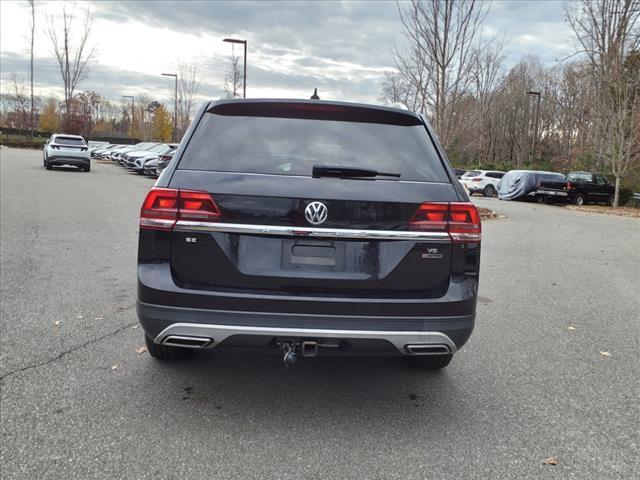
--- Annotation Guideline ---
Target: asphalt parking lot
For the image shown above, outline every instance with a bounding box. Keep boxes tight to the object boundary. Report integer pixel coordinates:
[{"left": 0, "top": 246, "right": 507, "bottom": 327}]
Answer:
[{"left": 1, "top": 147, "right": 639, "bottom": 479}]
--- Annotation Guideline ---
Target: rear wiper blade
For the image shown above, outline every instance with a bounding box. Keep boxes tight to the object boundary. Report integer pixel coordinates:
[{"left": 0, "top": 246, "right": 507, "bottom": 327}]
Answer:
[{"left": 312, "top": 165, "right": 401, "bottom": 179}]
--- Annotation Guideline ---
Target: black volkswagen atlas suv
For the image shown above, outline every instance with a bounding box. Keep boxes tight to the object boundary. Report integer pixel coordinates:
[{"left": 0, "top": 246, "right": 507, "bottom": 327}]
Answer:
[{"left": 137, "top": 99, "right": 481, "bottom": 369}]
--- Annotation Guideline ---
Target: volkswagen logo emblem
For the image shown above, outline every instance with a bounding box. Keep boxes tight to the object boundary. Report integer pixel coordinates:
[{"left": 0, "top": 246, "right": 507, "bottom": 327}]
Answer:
[{"left": 305, "top": 201, "right": 328, "bottom": 225}]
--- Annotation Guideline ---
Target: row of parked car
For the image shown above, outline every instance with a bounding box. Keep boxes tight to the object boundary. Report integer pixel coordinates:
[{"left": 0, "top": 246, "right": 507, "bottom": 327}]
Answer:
[
  {"left": 90, "top": 141, "right": 177, "bottom": 176},
  {"left": 452, "top": 168, "right": 615, "bottom": 205}
]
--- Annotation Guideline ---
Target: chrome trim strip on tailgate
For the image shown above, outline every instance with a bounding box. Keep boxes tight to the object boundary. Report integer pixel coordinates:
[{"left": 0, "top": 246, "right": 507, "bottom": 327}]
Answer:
[
  {"left": 173, "top": 221, "right": 451, "bottom": 241},
  {"left": 153, "top": 322, "right": 457, "bottom": 354}
]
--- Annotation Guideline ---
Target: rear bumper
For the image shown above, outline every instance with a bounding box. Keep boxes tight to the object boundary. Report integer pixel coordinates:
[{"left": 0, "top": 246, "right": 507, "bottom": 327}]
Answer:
[
  {"left": 537, "top": 189, "right": 570, "bottom": 199},
  {"left": 137, "top": 301, "right": 474, "bottom": 354},
  {"left": 47, "top": 156, "right": 89, "bottom": 166}
]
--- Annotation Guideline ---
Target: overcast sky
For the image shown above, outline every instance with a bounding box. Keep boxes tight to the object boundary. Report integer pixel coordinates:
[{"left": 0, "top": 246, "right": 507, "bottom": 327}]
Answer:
[{"left": 0, "top": 0, "right": 575, "bottom": 107}]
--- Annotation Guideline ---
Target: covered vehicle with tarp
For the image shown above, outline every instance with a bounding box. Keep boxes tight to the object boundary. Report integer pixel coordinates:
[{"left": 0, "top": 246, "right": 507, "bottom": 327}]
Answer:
[{"left": 497, "top": 170, "right": 565, "bottom": 201}]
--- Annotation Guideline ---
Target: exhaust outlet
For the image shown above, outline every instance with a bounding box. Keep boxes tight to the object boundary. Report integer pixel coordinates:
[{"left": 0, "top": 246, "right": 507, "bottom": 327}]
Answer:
[
  {"left": 162, "top": 335, "right": 213, "bottom": 348},
  {"left": 404, "top": 344, "right": 451, "bottom": 355}
]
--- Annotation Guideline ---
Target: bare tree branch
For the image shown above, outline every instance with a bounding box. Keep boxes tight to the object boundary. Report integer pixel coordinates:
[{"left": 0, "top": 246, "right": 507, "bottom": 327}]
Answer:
[
  {"left": 177, "top": 63, "right": 201, "bottom": 137},
  {"left": 46, "top": 5, "right": 96, "bottom": 131}
]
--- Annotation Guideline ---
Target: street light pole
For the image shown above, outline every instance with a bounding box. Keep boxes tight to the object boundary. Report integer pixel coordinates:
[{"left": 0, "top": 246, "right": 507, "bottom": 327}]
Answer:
[
  {"left": 122, "top": 95, "right": 135, "bottom": 140},
  {"left": 223, "top": 38, "right": 247, "bottom": 98},
  {"left": 161, "top": 73, "right": 178, "bottom": 141},
  {"left": 526, "top": 90, "right": 541, "bottom": 162}
]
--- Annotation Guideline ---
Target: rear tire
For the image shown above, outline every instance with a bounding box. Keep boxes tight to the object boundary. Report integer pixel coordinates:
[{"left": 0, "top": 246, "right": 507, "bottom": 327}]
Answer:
[
  {"left": 575, "top": 194, "right": 585, "bottom": 206},
  {"left": 406, "top": 354, "right": 453, "bottom": 369},
  {"left": 145, "top": 334, "right": 193, "bottom": 360},
  {"left": 607, "top": 194, "right": 614, "bottom": 206},
  {"left": 483, "top": 184, "right": 496, "bottom": 197}
]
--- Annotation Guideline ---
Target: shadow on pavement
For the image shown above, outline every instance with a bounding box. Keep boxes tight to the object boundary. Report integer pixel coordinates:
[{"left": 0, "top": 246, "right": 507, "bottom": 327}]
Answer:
[{"left": 133, "top": 350, "right": 472, "bottom": 432}]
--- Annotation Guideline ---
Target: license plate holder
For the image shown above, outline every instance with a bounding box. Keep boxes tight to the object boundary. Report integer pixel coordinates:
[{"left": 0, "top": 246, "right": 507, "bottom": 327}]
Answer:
[{"left": 282, "top": 240, "right": 345, "bottom": 271}]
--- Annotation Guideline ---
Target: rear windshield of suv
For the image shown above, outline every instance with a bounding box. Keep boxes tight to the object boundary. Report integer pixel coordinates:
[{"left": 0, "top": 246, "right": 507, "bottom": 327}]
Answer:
[
  {"left": 178, "top": 112, "right": 449, "bottom": 182},
  {"left": 462, "top": 171, "right": 481, "bottom": 177},
  {"left": 55, "top": 136, "right": 85, "bottom": 146}
]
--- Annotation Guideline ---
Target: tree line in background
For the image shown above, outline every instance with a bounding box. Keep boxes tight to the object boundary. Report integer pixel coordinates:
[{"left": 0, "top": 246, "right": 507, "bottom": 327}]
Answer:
[
  {"left": 0, "top": 76, "right": 196, "bottom": 143},
  {"left": 0, "top": 3, "right": 201, "bottom": 143},
  {"left": 382, "top": 0, "right": 639, "bottom": 206}
]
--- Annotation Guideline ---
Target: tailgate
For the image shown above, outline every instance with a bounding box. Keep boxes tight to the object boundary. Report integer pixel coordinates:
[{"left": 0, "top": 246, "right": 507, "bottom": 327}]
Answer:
[{"left": 169, "top": 171, "right": 458, "bottom": 298}]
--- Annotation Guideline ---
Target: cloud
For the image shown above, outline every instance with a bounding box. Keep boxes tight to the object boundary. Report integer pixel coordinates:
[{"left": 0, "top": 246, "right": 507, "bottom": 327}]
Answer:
[
  {"left": 1, "top": 0, "right": 575, "bottom": 104},
  {"left": 93, "top": 0, "right": 401, "bottom": 68},
  {"left": 1, "top": 51, "right": 196, "bottom": 101}
]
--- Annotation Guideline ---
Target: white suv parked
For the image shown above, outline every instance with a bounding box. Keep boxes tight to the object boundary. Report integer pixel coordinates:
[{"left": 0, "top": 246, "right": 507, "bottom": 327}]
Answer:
[
  {"left": 43, "top": 134, "right": 90, "bottom": 172},
  {"left": 460, "top": 170, "right": 505, "bottom": 197}
]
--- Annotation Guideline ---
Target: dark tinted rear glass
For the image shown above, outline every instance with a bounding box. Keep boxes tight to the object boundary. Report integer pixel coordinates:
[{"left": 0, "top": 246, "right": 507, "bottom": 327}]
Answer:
[
  {"left": 567, "top": 173, "right": 592, "bottom": 182},
  {"left": 55, "top": 136, "right": 85, "bottom": 146},
  {"left": 178, "top": 113, "right": 449, "bottom": 182}
]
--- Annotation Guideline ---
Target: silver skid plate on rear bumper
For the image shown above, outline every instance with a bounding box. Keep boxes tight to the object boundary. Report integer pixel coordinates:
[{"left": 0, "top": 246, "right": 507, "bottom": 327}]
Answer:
[{"left": 154, "top": 323, "right": 457, "bottom": 355}]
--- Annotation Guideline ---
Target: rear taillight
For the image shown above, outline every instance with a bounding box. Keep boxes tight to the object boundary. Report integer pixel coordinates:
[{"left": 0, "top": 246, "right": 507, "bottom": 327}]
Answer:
[
  {"left": 179, "top": 190, "right": 221, "bottom": 222},
  {"left": 140, "top": 188, "right": 179, "bottom": 230},
  {"left": 472, "top": 177, "right": 482, "bottom": 182},
  {"left": 140, "top": 188, "right": 221, "bottom": 231},
  {"left": 408, "top": 203, "right": 448, "bottom": 232},
  {"left": 410, "top": 202, "right": 481, "bottom": 242},
  {"left": 566, "top": 181, "right": 573, "bottom": 190},
  {"left": 447, "top": 203, "right": 481, "bottom": 242}
]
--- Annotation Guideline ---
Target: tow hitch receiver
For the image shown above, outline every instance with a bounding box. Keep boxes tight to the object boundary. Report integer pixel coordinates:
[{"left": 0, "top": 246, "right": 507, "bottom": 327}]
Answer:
[
  {"left": 279, "top": 339, "right": 341, "bottom": 366},
  {"left": 301, "top": 341, "right": 319, "bottom": 357}
]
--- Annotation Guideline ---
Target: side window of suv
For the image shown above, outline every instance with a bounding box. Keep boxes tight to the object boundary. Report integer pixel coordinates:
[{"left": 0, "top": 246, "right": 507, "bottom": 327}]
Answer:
[
  {"left": 486, "top": 172, "right": 503, "bottom": 179},
  {"left": 595, "top": 175, "right": 607, "bottom": 185}
]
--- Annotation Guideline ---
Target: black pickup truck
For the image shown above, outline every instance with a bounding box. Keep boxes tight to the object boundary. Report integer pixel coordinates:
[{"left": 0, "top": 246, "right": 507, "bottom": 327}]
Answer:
[{"left": 537, "top": 171, "right": 615, "bottom": 205}]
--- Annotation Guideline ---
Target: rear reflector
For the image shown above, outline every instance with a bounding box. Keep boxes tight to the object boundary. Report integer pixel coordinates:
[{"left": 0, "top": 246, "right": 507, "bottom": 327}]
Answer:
[
  {"left": 410, "top": 202, "right": 481, "bottom": 242},
  {"left": 140, "top": 188, "right": 220, "bottom": 230}
]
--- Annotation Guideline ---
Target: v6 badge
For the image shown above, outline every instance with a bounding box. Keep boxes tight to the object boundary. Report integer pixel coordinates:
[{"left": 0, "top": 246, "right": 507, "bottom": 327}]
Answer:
[{"left": 421, "top": 248, "right": 443, "bottom": 259}]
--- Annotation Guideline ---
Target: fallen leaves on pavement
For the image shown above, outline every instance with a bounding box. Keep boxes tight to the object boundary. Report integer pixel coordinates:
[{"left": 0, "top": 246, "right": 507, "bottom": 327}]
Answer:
[
  {"left": 135, "top": 346, "right": 147, "bottom": 354},
  {"left": 543, "top": 457, "right": 558, "bottom": 465},
  {"left": 111, "top": 364, "right": 118, "bottom": 371},
  {"left": 568, "top": 326, "right": 576, "bottom": 331},
  {"left": 599, "top": 351, "right": 612, "bottom": 357},
  {"left": 478, "top": 207, "right": 498, "bottom": 220},
  {"left": 54, "top": 320, "right": 61, "bottom": 326},
  {"left": 566, "top": 205, "right": 640, "bottom": 218}
]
